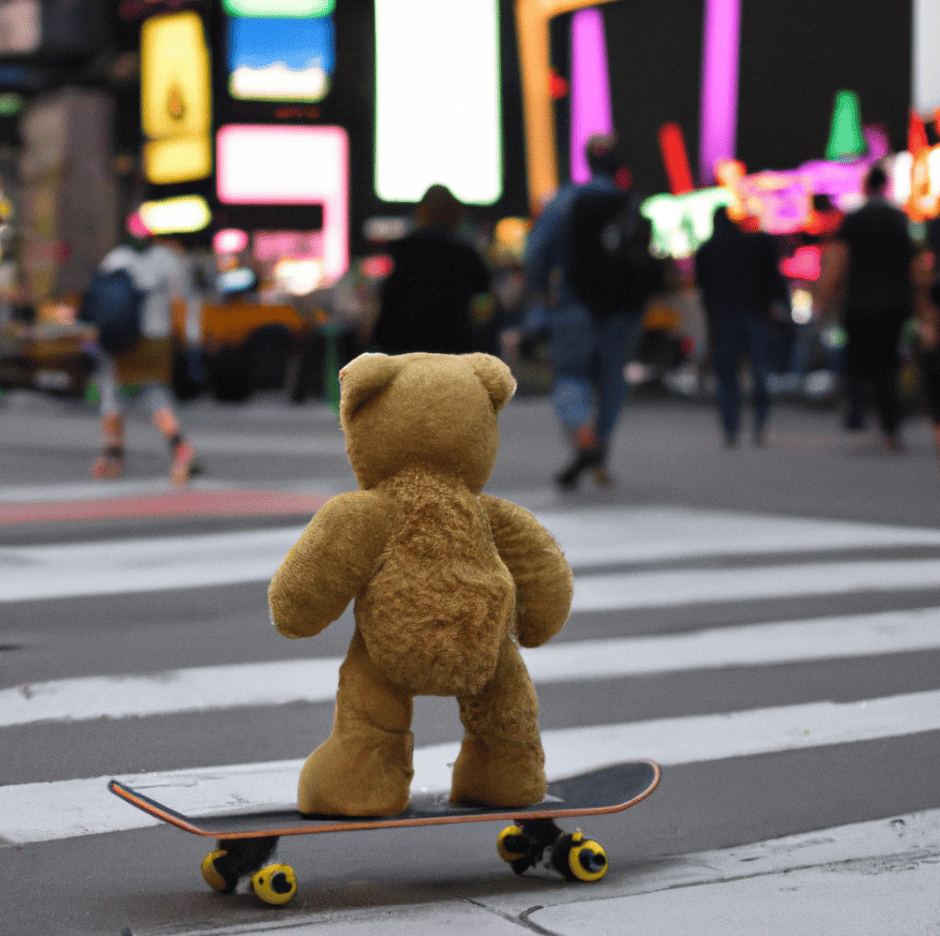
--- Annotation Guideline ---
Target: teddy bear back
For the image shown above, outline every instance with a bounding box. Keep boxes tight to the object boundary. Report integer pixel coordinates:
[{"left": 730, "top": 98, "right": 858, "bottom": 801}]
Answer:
[{"left": 338, "top": 352, "right": 517, "bottom": 494}]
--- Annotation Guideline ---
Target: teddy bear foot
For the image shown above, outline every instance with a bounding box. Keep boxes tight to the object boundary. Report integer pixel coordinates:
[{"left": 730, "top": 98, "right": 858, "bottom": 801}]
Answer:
[
  {"left": 297, "top": 732, "right": 414, "bottom": 817},
  {"left": 449, "top": 739, "right": 547, "bottom": 808}
]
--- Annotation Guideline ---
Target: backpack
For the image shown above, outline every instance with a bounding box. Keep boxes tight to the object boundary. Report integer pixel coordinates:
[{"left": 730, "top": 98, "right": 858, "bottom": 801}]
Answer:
[
  {"left": 79, "top": 267, "right": 146, "bottom": 354},
  {"left": 568, "top": 187, "right": 664, "bottom": 316}
]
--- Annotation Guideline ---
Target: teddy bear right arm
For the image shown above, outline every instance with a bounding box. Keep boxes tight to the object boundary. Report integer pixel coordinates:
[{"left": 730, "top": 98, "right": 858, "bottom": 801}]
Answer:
[
  {"left": 480, "top": 495, "right": 573, "bottom": 648},
  {"left": 269, "top": 491, "right": 390, "bottom": 639}
]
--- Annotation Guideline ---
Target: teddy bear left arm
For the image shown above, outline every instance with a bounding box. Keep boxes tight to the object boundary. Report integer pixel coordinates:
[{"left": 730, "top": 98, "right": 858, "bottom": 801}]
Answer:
[
  {"left": 269, "top": 491, "right": 390, "bottom": 639},
  {"left": 480, "top": 495, "right": 573, "bottom": 647}
]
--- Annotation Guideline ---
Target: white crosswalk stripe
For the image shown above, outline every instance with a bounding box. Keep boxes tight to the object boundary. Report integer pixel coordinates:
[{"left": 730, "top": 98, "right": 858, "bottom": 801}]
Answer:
[{"left": 4, "top": 606, "right": 940, "bottom": 728}]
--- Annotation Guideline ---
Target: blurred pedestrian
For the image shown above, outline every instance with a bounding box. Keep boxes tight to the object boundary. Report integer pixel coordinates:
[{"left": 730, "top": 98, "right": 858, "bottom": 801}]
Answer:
[
  {"left": 912, "top": 216, "right": 940, "bottom": 468},
  {"left": 524, "top": 133, "right": 666, "bottom": 489},
  {"left": 815, "top": 165, "right": 916, "bottom": 449},
  {"left": 695, "top": 207, "right": 791, "bottom": 447},
  {"left": 88, "top": 232, "right": 203, "bottom": 484},
  {"left": 369, "top": 184, "right": 494, "bottom": 355}
]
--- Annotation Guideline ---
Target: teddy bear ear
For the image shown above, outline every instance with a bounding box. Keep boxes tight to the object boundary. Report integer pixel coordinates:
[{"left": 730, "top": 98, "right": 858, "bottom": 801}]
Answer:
[
  {"left": 339, "top": 352, "right": 402, "bottom": 418},
  {"left": 465, "top": 353, "right": 517, "bottom": 412}
]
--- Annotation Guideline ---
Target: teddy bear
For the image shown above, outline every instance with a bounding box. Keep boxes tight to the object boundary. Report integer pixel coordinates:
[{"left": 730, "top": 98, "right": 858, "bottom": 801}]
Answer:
[{"left": 268, "top": 351, "right": 573, "bottom": 817}]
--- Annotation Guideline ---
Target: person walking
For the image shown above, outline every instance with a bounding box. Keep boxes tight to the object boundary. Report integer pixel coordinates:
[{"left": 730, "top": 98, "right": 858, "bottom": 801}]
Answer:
[
  {"left": 912, "top": 215, "right": 940, "bottom": 469},
  {"left": 815, "top": 165, "right": 916, "bottom": 449},
  {"left": 369, "top": 184, "right": 494, "bottom": 355},
  {"left": 695, "top": 206, "right": 791, "bottom": 447},
  {"left": 89, "top": 233, "right": 202, "bottom": 484},
  {"left": 524, "top": 133, "right": 665, "bottom": 489}
]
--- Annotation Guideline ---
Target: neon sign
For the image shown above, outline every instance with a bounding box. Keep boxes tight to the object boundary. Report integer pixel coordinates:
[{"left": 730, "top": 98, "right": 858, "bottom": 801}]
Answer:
[
  {"left": 140, "top": 11, "right": 212, "bottom": 184},
  {"left": 374, "top": 0, "right": 502, "bottom": 205},
  {"left": 228, "top": 15, "right": 334, "bottom": 102},
  {"left": 222, "top": 0, "right": 334, "bottom": 14},
  {"left": 569, "top": 8, "right": 613, "bottom": 184},
  {"left": 139, "top": 195, "right": 212, "bottom": 234},
  {"left": 216, "top": 124, "right": 349, "bottom": 281},
  {"left": 699, "top": 0, "right": 740, "bottom": 185}
]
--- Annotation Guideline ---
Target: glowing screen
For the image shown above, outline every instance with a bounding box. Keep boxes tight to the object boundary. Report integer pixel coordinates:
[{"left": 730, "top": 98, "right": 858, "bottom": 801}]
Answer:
[
  {"left": 139, "top": 195, "right": 212, "bottom": 234},
  {"left": 216, "top": 124, "right": 349, "bottom": 280},
  {"left": 374, "top": 0, "right": 502, "bottom": 205},
  {"left": 222, "top": 0, "right": 333, "bottom": 15},
  {"left": 140, "top": 11, "right": 212, "bottom": 184},
  {"left": 228, "top": 15, "right": 334, "bottom": 102}
]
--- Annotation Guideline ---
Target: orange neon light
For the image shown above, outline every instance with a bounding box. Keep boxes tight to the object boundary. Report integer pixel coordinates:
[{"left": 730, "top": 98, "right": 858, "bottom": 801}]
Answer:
[
  {"left": 714, "top": 158, "right": 747, "bottom": 220},
  {"left": 514, "top": 0, "right": 620, "bottom": 214}
]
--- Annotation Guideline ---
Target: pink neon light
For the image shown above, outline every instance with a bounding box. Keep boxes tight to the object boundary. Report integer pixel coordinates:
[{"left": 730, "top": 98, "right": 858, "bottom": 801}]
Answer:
[
  {"left": 780, "top": 246, "right": 821, "bottom": 281},
  {"left": 570, "top": 8, "right": 613, "bottom": 184},
  {"left": 216, "top": 124, "right": 348, "bottom": 281},
  {"left": 213, "top": 228, "right": 249, "bottom": 254},
  {"left": 699, "top": 0, "right": 741, "bottom": 185}
]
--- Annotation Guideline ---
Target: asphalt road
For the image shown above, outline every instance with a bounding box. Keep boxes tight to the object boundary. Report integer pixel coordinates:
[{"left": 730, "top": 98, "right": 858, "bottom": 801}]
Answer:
[{"left": 1, "top": 384, "right": 939, "bottom": 935}]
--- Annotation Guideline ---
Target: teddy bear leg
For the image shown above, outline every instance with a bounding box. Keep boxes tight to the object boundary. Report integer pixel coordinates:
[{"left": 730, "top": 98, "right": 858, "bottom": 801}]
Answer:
[
  {"left": 450, "top": 640, "right": 547, "bottom": 808},
  {"left": 298, "top": 629, "right": 415, "bottom": 816}
]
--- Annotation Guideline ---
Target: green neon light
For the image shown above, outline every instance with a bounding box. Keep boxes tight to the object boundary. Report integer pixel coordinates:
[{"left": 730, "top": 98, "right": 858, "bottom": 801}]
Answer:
[
  {"left": 825, "top": 90, "right": 866, "bottom": 163},
  {"left": 222, "top": 0, "right": 334, "bottom": 16}
]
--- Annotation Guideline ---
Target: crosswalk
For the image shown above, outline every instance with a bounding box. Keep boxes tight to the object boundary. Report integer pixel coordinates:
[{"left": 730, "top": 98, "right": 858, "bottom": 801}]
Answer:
[{"left": 2, "top": 496, "right": 939, "bottom": 915}]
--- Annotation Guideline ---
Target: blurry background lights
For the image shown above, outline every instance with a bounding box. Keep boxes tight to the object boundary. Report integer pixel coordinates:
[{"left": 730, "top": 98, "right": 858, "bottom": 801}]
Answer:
[
  {"left": 274, "top": 258, "right": 323, "bottom": 295},
  {"left": 140, "top": 11, "right": 212, "bottom": 184},
  {"left": 139, "top": 195, "right": 212, "bottom": 234},
  {"left": 825, "top": 90, "right": 867, "bottom": 162},
  {"left": 791, "top": 288, "right": 813, "bottom": 325},
  {"left": 216, "top": 124, "right": 348, "bottom": 281},
  {"left": 374, "top": 0, "right": 502, "bottom": 205},
  {"left": 222, "top": 0, "right": 334, "bottom": 15},
  {"left": 213, "top": 228, "right": 250, "bottom": 254},
  {"left": 569, "top": 8, "right": 613, "bottom": 184},
  {"left": 227, "top": 14, "right": 334, "bottom": 102}
]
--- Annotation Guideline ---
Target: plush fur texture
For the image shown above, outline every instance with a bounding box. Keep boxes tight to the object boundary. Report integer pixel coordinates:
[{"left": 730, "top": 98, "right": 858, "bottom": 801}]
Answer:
[{"left": 269, "top": 352, "right": 573, "bottom": 816}]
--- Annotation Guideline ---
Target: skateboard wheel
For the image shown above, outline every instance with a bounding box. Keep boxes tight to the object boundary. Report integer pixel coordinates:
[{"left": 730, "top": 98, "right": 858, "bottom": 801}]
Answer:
[
  {"left": 251, "top": 863, "right": 297, "bottom": 905},
  {"left": 496, "top": 825, "right": 528, "bottom": 863},
  {"left": 201, "top": 849, "right": 234, "bottom": 893},
  {"left": 567, "top": 832, "right": 608, "bottom": 883}
]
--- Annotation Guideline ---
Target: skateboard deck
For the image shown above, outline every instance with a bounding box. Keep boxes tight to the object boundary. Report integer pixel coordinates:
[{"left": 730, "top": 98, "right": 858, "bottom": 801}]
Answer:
[{"left": 109, "top": 760, "right": 660, "bottom": 905}]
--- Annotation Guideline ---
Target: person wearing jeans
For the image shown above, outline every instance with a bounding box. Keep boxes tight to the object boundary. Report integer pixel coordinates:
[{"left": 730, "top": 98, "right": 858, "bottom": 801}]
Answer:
[{"left": 525, "top": 134, "right": 659, "bottom": 488}]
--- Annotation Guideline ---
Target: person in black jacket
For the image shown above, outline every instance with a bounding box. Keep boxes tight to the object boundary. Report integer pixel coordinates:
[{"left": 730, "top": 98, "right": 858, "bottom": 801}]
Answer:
[
  {"left": 370, "top": 185, "right": 492, "bottom": 355},
  {"left": 696, "top": 207, "right": 791, "bottom": 447},
  {"left": 816, "top": 166, "right": 915, "bottom": 449}
]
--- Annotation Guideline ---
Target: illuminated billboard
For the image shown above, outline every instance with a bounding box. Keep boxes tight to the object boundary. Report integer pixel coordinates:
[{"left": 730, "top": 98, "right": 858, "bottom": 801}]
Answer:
[
  {"left": 216, "top": 124, "right": 348, "bottom": 280},
  {"left": 227, "top": 15, "right": 334, "bottom": 102},
  {"left": 374, "top": 0, "right": 502, "bottom": 205},
  {"left": 222, "top": 0, "right": 334, "bottom": 15},
  {"left": 140, "top": 11, "right": 212, "bottom": 184}
]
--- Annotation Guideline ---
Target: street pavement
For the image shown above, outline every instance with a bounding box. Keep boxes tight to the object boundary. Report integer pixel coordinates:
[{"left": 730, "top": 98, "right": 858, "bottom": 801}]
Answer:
[{"left": 1, "top": 384, "right": 939, "bottom": 934}]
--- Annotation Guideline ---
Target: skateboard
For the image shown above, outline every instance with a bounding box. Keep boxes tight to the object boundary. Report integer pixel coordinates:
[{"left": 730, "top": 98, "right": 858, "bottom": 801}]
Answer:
[{"left": 109, "top": 760, "right": 660, "bottom": 906}]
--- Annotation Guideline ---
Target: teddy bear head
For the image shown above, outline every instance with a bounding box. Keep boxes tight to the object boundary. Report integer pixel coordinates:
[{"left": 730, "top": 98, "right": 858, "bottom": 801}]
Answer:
[{"left": 338, "top": 352, "right": 517, "bottom": 492}]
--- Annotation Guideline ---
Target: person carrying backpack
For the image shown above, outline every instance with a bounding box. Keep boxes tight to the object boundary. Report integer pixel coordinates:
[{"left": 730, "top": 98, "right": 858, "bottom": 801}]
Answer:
[
  {"left": 85, "top": 232, "right": 203, "bottom": 484},
  {"left": 524, "top": 133, "right": 667, "bottom": 489}
]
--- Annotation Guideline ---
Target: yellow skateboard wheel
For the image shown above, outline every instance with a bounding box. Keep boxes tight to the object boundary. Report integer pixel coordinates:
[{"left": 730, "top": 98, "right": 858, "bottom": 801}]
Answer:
[
  {"left": 251, "top": 863, "right": 297, "bottom": 905},
  {"left": 201, "top": 849, "right": 231, "bottom": 892},
  {"left": 567, "top": 831, "right": 608, "bottom": 882},
  {"left": 496, "top": 824, "right": 528, "bottom": 863}
]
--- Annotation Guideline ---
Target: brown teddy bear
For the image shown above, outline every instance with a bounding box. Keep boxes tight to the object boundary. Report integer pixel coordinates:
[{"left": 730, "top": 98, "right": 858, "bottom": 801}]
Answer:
[{"left": 268, "top": 351, "right": 573, "bottom": 816}]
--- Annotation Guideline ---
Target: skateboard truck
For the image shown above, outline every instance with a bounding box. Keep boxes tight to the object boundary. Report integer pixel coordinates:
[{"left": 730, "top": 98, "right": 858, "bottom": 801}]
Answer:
[{"left": 496, "top": 817, "right": 608, "bottom": 882}]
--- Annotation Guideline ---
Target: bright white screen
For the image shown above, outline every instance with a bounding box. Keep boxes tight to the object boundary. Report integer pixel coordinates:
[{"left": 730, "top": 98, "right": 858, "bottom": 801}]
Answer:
[{"left": 374, "top": 0, "right": 502, "bottom": 205}]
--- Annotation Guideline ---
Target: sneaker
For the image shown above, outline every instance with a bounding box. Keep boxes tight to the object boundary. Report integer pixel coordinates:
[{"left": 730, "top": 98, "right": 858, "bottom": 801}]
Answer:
[
  {"left": 91, "top": 448, "right": 123, "bottom": 479},
  {"left": 170, "top": 441, "right": 196, "bottom": 485}
]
